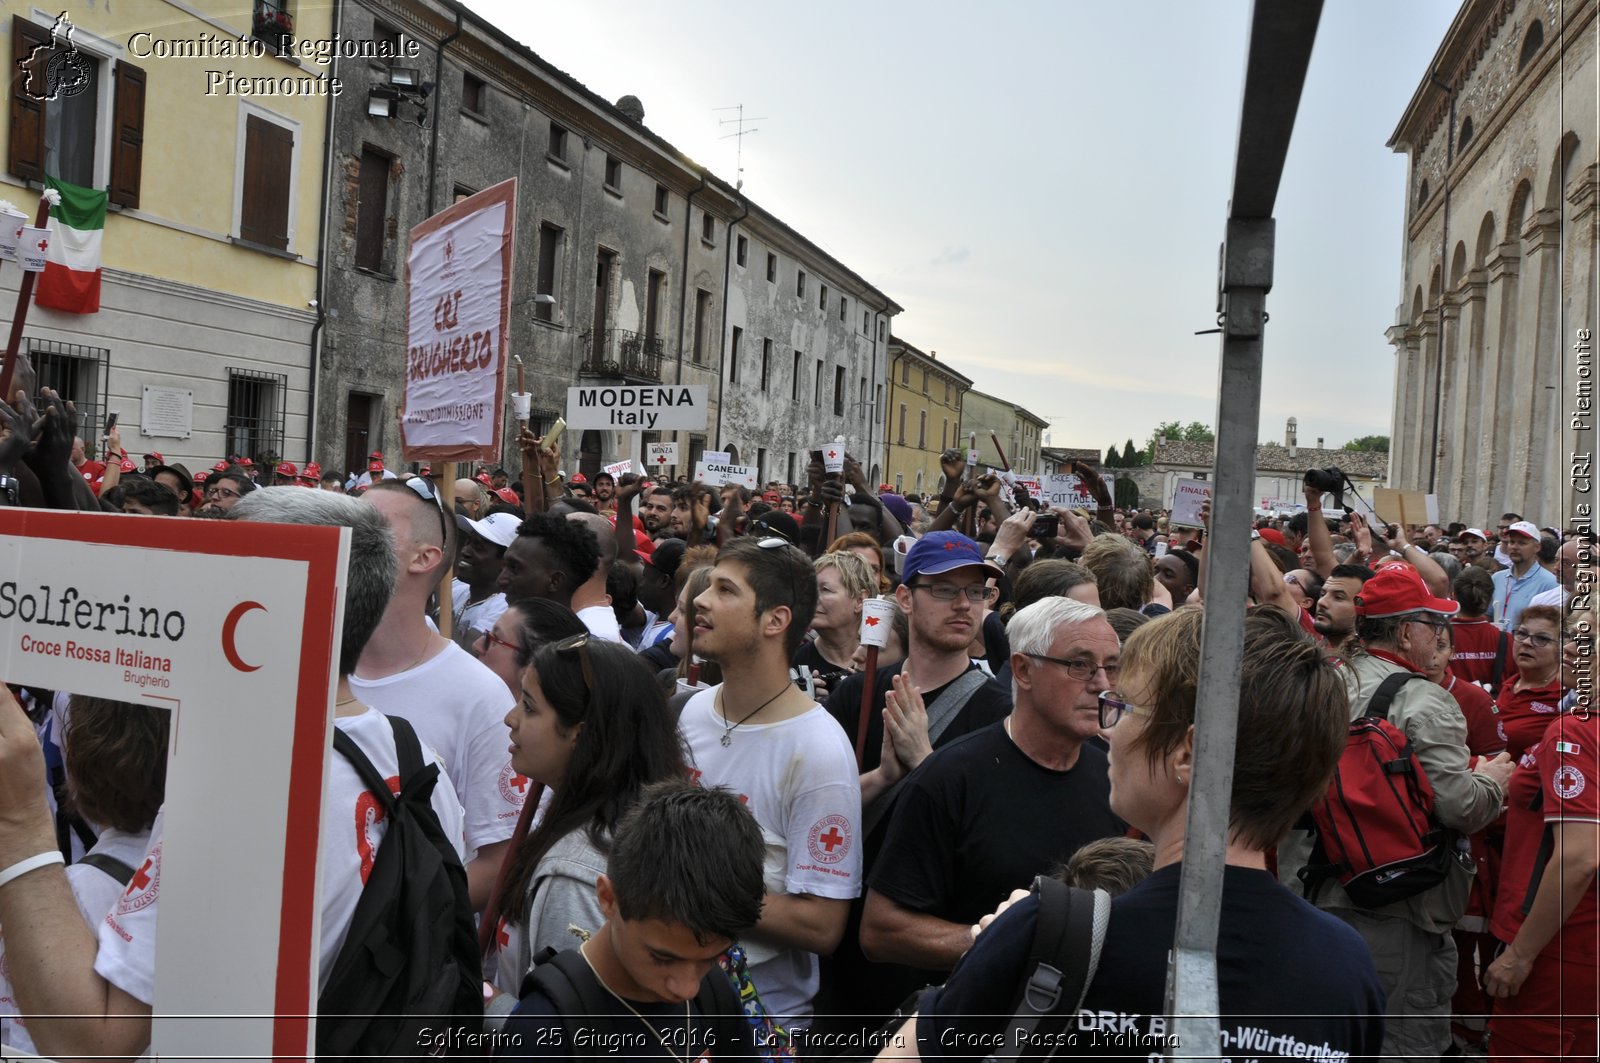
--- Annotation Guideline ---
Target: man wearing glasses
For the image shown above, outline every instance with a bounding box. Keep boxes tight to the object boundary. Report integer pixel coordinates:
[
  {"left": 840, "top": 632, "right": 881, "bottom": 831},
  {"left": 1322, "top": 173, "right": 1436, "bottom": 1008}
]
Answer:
[
  {"left": 195, "top": 466, "right": 254, "bottom": 516},
  {"left": 1492, "top": 520, "right": 1558, "bottom": 631},
  {"left": 1279, "top": 563, "right": 1514, "bottom": 1062},
  {"left": 858, "top": 596, "right": 1123, "bottom": 1018}
]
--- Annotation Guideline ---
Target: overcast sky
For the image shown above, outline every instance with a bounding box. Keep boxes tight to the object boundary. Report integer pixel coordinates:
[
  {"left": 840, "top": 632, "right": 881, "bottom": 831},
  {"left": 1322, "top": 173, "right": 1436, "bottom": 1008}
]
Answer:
[{"left": 462, "top": 0, "right": 1461, "bottom": 459}]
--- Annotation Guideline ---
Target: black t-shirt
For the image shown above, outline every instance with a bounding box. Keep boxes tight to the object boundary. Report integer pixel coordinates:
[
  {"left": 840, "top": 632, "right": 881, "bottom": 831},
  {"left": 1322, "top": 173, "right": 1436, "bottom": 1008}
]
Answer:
[
  {"left": 825, "top": 661, "right": 1012, "bottom": 773},
  {"left": 916, "top": 863, "right": 1386, "bottom": 1061},
  {"left": 869, "top": 722, "right": 1125, "bottom": 930},
  {"left": 791, "top": 639, "right": 853, "bottom": 687},
  {"left": 497, "top": 986, "right": 760, "bottom": 1062}
]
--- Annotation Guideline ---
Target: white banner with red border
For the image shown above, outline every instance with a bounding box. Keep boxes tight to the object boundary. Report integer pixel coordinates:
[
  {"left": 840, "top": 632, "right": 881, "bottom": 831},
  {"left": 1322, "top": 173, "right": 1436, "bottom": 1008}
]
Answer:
[
  {"left": 402, "top": 178, "right": 517, "bottom": 463},
  {"left": 0, "top": 510, "right": 346, "bottom": 1060}
]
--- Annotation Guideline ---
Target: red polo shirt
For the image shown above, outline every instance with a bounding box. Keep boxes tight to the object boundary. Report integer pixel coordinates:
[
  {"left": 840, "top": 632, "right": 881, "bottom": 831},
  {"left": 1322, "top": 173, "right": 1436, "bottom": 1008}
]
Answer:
[
  {"left": 1441, "top": 673, "right": 1502, "bottom": 756},
  {"left": 1493, "top": 677, "right": 1567, "bottom": 758},
  {"left": 1490, "top": 712, "right": 1598, "bottom": 964},
  {"left": 1451, "top": 616, "right": 1519, "bottom": 692}
]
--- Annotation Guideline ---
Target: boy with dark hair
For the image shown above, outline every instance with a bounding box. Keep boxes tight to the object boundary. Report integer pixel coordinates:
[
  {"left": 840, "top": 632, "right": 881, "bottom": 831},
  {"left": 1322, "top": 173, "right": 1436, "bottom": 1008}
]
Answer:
[{"left": 499, "top": 781, "right": 766, "bottom": 1061}]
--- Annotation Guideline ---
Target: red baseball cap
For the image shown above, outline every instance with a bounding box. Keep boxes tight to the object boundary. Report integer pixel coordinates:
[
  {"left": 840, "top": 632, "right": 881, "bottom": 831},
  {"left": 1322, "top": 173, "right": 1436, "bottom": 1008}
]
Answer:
[
  {"left": 367, "top": 457, "right": 385, "bottom": 473},
  {"left": 303, "top": 461, "right": 322, "bottom": 478},
  {"left": 475, "top": 473, "right": 493, "bottom": 486},
  {"left": 212, "top": 460, "right": 229, "bottom": 472},
  {"left": 143, "top": 451, "right": 163, "bottom": 462},
  {"left": 276, "top": 461, "right": 298, "bottom": 478},
  {"left": 1355, "top": 564, "right": 1459, "bottom": 619},
  {"left": 494, "top": 487, "right": 521, "bottom": 507},
  {"left": 119, "top": 458, "right": 137, "bottom": 473},
  {"left": 570, "top": 473, "right": 587, "bottom": 484},
  {"left": 1257, "top": 527, "right": 1286, "bottom": 546}
]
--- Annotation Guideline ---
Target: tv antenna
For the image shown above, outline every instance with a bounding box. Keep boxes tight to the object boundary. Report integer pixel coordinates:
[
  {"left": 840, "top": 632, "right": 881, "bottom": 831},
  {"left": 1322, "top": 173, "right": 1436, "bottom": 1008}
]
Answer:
[{"left": 714, "top": 104, "right": 764, "bottom": 190}]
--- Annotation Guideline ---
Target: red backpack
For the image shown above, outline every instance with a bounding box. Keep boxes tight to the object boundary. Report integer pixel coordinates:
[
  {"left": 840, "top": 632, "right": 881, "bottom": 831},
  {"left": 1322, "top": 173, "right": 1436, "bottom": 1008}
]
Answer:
[{"left": 1298, "top": 672, "right": 1457, "bottom": 908}]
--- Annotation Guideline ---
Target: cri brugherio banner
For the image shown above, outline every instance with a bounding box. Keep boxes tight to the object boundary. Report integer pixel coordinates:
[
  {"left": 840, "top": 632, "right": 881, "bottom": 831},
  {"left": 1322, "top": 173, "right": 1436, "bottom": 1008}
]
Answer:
[{"left": 401, "top": 178, "right": 517, "bottom": 464}]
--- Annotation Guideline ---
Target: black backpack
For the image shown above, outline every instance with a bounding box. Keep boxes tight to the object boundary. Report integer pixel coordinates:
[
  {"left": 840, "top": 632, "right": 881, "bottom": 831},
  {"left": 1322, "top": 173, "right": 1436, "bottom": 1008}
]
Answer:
[
  {"left": 839, "top": 877, "right": 1109, "bottom": 1063},
  {"left": 521, "top": 946, "right": 757, "bottom": 1062},
  {"left": 315, "top": 715, "right": 483, "bottom": 1062}
]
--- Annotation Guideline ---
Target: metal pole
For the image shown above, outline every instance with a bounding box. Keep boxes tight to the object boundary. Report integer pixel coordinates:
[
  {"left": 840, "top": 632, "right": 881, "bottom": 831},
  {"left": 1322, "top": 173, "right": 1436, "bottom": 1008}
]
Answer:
[{"left": 1165, "top": 4, "right": 1321, "bottom": 1058}]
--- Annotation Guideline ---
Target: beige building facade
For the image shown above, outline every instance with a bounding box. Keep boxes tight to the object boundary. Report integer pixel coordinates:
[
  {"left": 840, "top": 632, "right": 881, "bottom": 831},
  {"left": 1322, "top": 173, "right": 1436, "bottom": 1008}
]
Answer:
[{"left": 1388, "top": 0, "right": 1598, "bottom": 527}]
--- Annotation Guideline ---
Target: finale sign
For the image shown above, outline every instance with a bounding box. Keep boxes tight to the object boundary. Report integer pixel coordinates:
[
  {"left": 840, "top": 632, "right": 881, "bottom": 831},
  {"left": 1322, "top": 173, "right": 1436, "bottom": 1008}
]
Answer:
[
  {"left": 402, "top": 179, "right": 517, "bottom": 463},
  {"left": 0, "top": 509, "right": 346, "bottom": 1060}
]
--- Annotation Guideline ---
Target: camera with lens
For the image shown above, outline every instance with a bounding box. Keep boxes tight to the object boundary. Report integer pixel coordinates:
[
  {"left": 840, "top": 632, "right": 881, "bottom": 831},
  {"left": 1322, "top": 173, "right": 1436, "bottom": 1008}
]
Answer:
[{"left": 1303, "top": 466, "right": 1349, "bottom": 511}]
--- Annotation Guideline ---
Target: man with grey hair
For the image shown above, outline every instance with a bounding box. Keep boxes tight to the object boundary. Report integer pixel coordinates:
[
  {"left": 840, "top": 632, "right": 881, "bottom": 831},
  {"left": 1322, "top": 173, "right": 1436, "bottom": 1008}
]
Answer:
[{"left": 858, "top": 596, "right": 1125, "bottom": 997}]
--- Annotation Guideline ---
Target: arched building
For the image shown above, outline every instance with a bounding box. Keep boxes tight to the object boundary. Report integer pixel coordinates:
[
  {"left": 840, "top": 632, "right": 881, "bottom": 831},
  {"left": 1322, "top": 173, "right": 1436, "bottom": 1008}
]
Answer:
[{"left": 1387, "top": 0, "right": 1597, "bottom": 528}]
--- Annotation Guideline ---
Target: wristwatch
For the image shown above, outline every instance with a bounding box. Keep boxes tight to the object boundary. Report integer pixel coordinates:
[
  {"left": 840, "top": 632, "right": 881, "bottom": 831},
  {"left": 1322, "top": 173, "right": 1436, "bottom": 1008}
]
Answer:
[
  {"left": 0, "top": 475, "right": 18, "bottom": 505},
  {"left": 986, "top": 552, "right": 1008, "bottom": 567}
]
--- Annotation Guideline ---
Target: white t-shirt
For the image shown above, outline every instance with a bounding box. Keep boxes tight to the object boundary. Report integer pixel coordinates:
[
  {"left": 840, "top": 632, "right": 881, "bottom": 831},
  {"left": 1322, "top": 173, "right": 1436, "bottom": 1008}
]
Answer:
[
  {"left": 0, "top": 827, "right": 152, "bottom": 1053},
  {"left": 349, "top": 641, "right": 522, "bottom": 851},
  {"left": 451, "top": 580, "right": 509, "bottom": 650},
  {"left": 678, "top": 686, "right": 862, "bottom": 1027},
  {"left": 353, "top": 468, "right": 400, "bottom": 490},
  {"left": 1529, "top": 584, "right": 1569, "bottom": 609},
  {"left": 93, "top": 709, "right": 467, "bottom": 1004},
  {"left": 576, "top": 604, "right": 626, "bottom": 644}
]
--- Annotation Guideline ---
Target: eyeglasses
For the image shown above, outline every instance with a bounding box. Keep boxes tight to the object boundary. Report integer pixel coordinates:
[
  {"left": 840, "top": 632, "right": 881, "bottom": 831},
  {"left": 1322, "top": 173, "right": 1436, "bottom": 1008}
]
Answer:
[
  {"left": 403, "top": 475, "right": 452, "bottom": 545},
  {"left": 553, "top": 632, "right": 596, "bottom": 698},
  {"left": 911, "top": 582, "right": 996, "bottom": 602},
  {"left": 478, "top": 628, "right": 520, "bottom": 655},
  {"left": 1097, "top": 691, "right": 1151, "bottom": 729},
  {"left": 1512, "top": 628, "right": 1557, "bottom": 649},
  {"left": 205, "top": 485, "right": 241, "bottom": 501},
  {"left": 1406, "top": 615, "right": 1451, "bottom": 634},
  {"left": 1027, "top": 653, "right": 1120, "bottom": 683}
]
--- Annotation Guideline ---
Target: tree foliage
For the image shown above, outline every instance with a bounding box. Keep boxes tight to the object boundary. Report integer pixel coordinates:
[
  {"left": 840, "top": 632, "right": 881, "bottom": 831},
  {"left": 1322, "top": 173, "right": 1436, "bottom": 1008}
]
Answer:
[
  {"left": 1105, "top": 445, "right": 1122, "bottom": 468},
  {"left": 1342, "top": 434, "right": 1390, "bottom": 453},
  {"left": 1143, "top": 421, "right": 1214, "bottom": 463}
]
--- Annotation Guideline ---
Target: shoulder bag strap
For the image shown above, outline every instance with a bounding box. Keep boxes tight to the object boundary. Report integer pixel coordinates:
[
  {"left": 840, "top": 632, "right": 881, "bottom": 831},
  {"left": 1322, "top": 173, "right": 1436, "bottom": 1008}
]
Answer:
[{"left": 985, "top": 877, "right": 1109, "bottom": 1063}]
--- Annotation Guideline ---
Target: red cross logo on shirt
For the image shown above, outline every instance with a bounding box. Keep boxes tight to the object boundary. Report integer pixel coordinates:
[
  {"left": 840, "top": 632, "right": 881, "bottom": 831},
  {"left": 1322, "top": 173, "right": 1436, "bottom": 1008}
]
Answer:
[
  {"left": 510, "top": 773, "right": 529, "bottom": 794},
  {"left": 496, "top": 919, "right": 510, "bottom": 950},
  {"left": 818, "top": 827, "right": 844, "bottom": 852},
  {"left": 131, "top": 858, "right": 153, "bottom": 891}
]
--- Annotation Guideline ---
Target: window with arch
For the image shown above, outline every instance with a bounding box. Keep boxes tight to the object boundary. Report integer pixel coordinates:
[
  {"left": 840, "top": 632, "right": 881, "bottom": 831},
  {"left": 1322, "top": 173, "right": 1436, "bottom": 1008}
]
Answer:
[
  {"left": 1458, "top": 116, "right": 1473, "bottom": 151},
  {"left": 1417, "top": 179, "right": 1430, "bottom": 207},
  {"left": 1519, "top": 20, "right": 1543, "bottom": 70}
]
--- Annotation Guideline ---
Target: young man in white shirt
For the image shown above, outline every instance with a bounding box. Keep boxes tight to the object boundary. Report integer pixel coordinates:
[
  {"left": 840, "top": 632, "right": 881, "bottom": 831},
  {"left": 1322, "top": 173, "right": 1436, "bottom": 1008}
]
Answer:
[{"left": 676, "top": 537, "right": 863, "bottom": 1029}]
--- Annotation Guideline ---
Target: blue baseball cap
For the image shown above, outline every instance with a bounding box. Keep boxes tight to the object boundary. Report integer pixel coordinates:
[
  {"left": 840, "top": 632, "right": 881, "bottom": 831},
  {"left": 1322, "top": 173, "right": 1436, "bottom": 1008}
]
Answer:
[{"left": 902, "top": 531, "right": 1003, "bottom": 582}]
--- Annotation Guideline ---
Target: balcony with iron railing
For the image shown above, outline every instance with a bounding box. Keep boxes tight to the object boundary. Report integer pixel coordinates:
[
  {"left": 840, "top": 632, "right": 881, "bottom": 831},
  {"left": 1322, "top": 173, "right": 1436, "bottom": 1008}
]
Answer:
[{"left": 579, "top": 328, "right": 663, "bottom": 382}]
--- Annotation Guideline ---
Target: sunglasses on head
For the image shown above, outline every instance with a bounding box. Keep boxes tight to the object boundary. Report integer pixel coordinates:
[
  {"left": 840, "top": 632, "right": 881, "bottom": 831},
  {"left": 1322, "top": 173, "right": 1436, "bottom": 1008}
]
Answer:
[
  {"left": 553, "top": 632, "right": 597, "bottom": 697},
  {"left": 403, "top": 475, "right": 452, "bottom": 545}
]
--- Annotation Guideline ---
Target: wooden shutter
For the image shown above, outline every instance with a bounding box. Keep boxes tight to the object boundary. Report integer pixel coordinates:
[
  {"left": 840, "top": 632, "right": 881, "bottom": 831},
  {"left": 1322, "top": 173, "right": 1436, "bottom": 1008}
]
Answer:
[
  {"left": 354, "top": 149, "right": 388, "bottom": 270},
  {"left": 9, "top": 16, "right": 51, "bottom": 182},
  {"left": 239, "top": 115, "right": 292, "bottom": 250},
  {"left": 109, "top": 60, "right": 146, "bottom": 207}
]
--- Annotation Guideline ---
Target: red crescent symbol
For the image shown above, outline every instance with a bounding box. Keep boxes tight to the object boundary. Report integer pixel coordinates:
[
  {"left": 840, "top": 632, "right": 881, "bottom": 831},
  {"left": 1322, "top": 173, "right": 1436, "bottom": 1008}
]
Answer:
[{"left": 222, "top": 601, "right": 266, "bottom": 672}]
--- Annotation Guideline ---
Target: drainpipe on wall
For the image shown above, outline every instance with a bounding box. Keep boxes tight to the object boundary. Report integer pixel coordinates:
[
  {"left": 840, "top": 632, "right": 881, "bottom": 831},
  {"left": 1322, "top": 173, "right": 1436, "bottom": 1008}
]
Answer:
[
  {"left": 306, "top": 0, "right": 345, "bottom": 464},
  {"left": 1427, "top": 70, "right": 1453, "bottom": 495},
  {"left": 427, "top": 7, "right": 465, "bottom": 215},
  {"left": 712, "top": 193, "right": 750, "bottom": 451},
  {"left": 672, "top": 172, "right": 708, "bottom": 458}
]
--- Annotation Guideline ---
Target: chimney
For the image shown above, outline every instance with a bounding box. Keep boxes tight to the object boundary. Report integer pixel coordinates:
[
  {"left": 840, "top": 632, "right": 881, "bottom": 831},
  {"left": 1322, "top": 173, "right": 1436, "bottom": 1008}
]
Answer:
[
  {"left": 1285, "top": 417, "right": 1298, "bottom": 448},
  {"left": 615, "top": 95, "right": 645, "bottom": 123},
  {"left": 1316, "top": 436, "right": 1324, "bottom": 450}
]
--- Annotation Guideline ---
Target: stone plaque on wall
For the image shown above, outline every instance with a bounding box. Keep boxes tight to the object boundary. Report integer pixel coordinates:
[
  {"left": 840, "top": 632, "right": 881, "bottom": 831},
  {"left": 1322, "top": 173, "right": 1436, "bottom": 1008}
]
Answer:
[{"left": 142, "top": 385, "right": 194, "bottom": 439}]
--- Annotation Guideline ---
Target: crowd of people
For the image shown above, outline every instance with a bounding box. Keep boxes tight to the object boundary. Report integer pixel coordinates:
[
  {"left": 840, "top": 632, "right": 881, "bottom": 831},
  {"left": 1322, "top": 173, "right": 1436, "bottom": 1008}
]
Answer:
[{"left": 0, "top": 382, "right": 1593, "bottom": 1062}]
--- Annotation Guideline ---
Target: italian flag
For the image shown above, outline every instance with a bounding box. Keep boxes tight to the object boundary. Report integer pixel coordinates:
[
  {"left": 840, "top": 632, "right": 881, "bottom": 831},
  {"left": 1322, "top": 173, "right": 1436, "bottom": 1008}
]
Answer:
[{"left": 35, "top": 176, "right": 105, "bottom": 314}]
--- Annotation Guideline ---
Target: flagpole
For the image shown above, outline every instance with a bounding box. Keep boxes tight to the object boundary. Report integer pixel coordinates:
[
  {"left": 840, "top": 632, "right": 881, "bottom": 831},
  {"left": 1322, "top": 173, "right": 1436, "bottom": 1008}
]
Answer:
[{"left": 0, "top": 189, "right": 60, "bottom": 400}]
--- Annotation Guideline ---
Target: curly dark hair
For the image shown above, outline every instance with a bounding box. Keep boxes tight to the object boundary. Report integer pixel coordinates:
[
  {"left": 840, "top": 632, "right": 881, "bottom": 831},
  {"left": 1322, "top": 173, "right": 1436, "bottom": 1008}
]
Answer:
[{"left": 516, "top": 512, "right": 601, "bottom": 587}]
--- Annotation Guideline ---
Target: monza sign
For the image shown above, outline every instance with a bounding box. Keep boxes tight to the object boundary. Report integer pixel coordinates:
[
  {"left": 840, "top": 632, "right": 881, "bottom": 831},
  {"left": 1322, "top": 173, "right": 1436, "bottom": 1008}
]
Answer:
[
  {"left": 647, "top": 442, "right": 679, "bottom": 469},
  {"left": 0, "top": 508, "right": 347, "bottom": 1060},
  {"left": 565, "top": 385, "right": 709, "bottom": 431}
]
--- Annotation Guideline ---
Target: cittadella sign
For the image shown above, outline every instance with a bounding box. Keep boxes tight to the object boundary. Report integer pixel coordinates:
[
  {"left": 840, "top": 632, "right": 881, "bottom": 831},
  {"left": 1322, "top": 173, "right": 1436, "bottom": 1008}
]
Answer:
[
  {"left": 0, "top": 509, "right": 346, "bottom": 1061},
  {"left": 565, "top": 385, "right": 709, "bottom": 431},
  {"left": 402, "top": 179, "right": 517, "bottom": 463}
]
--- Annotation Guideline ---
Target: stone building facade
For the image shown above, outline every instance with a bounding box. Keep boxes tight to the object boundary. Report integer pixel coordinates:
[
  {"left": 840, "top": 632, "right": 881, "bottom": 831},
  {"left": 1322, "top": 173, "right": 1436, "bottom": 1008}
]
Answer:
[
  {"left": 1388, "top": 0, "right": 1597, "bottom": 527},
  {"left": 319, "top": 0, "right": 898, "bottom": 482}
]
